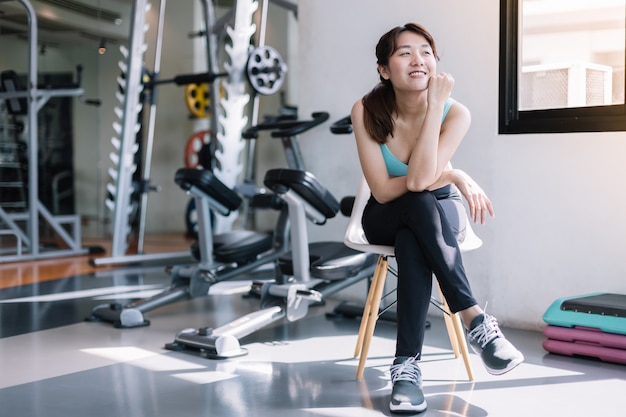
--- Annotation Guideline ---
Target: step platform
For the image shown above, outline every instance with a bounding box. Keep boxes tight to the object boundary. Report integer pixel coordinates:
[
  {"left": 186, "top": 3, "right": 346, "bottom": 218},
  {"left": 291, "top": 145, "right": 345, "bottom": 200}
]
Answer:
[
  {"left": 543, "top": 293, "right": 626, "bottom": 335},
  {"left": 542, "top": 325, "right": 626, "bottom": 364},
  {"left": 542, "top": 293, "right": 626, "bottom": 364}
]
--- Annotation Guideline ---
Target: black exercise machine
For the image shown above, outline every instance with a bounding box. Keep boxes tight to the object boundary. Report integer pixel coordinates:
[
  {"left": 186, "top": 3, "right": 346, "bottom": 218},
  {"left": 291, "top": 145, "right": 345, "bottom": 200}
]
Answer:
[
  {"left": 87, "top": 112, "right": 334, "bottom": 328},
  {"left": 87, "top": 166, "right": 290, "bottom": 328},
  {"left": 165, "top": 168, "right": 378, "bottom": 359}
]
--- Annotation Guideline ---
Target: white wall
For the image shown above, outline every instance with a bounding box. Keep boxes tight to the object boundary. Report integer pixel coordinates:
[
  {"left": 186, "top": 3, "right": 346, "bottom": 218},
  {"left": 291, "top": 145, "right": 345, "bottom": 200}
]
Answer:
[{"left": 296, "top": 0, "right": 626, "bottom": 331}]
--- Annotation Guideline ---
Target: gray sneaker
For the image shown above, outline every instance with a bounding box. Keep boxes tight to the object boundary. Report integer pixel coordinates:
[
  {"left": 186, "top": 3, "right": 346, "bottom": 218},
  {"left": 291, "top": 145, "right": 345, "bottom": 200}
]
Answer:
[
  {"left": 467, "top": 313, "right": 524, "bottom": 375},
  {"left": 389, "top": 356, "right": 427, "bottom": 413}
]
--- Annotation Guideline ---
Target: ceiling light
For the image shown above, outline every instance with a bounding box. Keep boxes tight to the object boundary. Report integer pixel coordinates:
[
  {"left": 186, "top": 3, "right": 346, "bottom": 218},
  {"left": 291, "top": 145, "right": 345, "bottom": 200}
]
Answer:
[{"left": 98, "top": 38, "right": 107, "bottom": 55}]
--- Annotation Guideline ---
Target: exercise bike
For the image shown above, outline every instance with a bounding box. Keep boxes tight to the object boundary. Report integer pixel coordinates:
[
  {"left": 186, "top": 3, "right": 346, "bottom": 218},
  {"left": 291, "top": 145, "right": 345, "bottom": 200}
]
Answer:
[
  {"left": 86, "top": 112, "right": 341, "bottom": 328},
  {"left": 165, "top": 167, "right": 378, "bottom": 358}
]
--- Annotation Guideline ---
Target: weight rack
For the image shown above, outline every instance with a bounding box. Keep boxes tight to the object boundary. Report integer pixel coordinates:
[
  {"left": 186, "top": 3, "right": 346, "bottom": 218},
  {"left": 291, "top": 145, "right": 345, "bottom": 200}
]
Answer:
[{"left": 0, "top": 0, "right": 93, "bottom": 262}]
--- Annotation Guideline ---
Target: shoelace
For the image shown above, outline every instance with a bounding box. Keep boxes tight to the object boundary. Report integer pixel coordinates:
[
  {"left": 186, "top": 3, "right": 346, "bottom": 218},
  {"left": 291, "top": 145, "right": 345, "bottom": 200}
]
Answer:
[
  {"left": 390, "top": 356, "right": 421, "bottom": 384},
  {"left": 468, "top": 314, "right": 502, "bottom": 349}
]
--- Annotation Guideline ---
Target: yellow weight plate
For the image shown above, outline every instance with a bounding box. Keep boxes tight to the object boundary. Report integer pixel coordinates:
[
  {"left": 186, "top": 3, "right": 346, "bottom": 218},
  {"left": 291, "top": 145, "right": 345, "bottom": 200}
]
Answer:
[{"left": 185, "top": 83, "right": 210, "bottom": 118}]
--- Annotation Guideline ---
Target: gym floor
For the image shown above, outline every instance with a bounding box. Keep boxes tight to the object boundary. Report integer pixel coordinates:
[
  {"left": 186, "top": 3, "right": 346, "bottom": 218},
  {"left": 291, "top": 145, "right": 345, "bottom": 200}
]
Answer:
[{"left": 0, "top": 235, "right": 625, "bottom": 417}]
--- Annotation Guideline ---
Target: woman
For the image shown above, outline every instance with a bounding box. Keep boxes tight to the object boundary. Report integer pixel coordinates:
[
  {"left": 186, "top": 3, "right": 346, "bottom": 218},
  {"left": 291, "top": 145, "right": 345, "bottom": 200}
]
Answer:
[{"left": 351, "top": 23, "right": 524, "bottom": 413}]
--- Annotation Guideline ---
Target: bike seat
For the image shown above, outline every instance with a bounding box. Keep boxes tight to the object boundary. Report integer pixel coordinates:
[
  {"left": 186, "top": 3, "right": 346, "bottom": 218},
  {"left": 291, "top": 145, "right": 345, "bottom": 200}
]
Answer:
[
  {"left": 213, "top": 230, "right": 273, "bottom": 264},
  {"left": 278, "top": 241, "right": 378, "bottom": 281},
  {"left": 177, "top": 168, "right": 274, "bottom": 264},
  {"left": 175, "top": 168, "right": 242, "bottom": 212},
  {"left": 189, "top": 227, "right": 274, "bottom": 265},
  {"left": 264, "top": 168, "right": 339, "bottom": 222}
]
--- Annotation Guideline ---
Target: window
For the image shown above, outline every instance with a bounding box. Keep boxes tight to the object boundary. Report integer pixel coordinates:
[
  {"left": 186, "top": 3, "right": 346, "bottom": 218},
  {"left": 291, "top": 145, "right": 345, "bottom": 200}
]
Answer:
[{"left": 499, "top": 0, "right": 626, "bottom": 134}]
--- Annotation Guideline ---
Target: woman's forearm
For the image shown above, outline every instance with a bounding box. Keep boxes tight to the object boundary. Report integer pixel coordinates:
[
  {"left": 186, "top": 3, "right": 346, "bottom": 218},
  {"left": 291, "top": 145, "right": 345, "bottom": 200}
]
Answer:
[
  {"left": 425, "top": 166, "right": 456, "bottom": 191},
  {"left": 406, "top": 106, "right": 445, "bottom": 191}
]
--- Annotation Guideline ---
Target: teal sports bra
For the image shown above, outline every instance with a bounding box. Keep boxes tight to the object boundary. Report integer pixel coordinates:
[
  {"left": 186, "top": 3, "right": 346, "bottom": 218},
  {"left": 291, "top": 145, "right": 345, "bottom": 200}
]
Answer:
[{"left": 381, "top": 97, "right": 456, "bottom": 177}]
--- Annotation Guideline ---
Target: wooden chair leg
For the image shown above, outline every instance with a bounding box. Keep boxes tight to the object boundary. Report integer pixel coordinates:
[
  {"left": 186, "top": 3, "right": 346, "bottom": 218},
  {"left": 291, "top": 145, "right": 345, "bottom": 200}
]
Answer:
[
  {"left": 355, "top": 256, "right": 388, "bottom": 381},
  {"left": 437, "top": 283, "right": 461, "bottom": 358},
  {"left": 354, "top": 256, "right": 385, "bottom": 358},
  {"left": 450, "top": 312, "right": 475, "bottom": 381},
  {"left": 437, "top": 282, "right": 475, "bottom": 381}
]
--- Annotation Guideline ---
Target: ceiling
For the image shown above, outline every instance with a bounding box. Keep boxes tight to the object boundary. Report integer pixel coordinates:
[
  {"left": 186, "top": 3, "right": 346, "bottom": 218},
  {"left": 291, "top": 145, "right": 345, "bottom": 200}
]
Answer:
[
  {"left": 0, "top": 0, "right": 132, "bottom": 47},
  {"left": 0, "top": 0, "right": 294, "bottom": 50}
]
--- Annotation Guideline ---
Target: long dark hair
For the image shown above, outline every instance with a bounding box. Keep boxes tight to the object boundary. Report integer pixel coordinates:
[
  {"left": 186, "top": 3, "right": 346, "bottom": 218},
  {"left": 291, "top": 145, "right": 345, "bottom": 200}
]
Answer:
[{"left": 362, "top": 23, "right": 440, "bottom": 144}]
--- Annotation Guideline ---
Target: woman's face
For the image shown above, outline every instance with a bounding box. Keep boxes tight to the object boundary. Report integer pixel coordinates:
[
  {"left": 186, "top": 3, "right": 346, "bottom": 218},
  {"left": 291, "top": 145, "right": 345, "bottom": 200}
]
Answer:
[{"left": 378, "top": 31, "right": 437, "bottom": 93}]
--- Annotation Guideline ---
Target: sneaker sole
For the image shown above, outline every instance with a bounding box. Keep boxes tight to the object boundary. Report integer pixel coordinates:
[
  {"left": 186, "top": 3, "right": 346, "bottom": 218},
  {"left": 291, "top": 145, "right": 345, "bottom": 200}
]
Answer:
[
  {"left": 389, "top": 399, "right": 427, "bottom": 413},
  {"left": 484, "top": 355, "right": 524, "bottom": 376}
]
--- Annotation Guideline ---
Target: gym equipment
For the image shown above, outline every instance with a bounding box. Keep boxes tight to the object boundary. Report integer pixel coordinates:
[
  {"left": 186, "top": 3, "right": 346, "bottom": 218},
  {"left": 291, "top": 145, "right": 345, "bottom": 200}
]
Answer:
[
  {"left": 145, "top": 70, "right": 228, "bottom": 90},
  {"left": 89, "top": 111, "right": 330, "bottom": 327},
  {"left": 238, "top": 111, "right": 327, "bottom": 229},
  {"left": 218, "top": 0, "right": 272, "bottom": 234},
  {"left": 543, "top": 293, "right": 626, "bottom": 335},
  {"left": 183, "top": 43, "right": 287, "bottom": 118},
  {"left": 185, "top": 198, "right": 199, "bottom": 237},
  {"left": 185, "top": 82, "right": 210, "bottom": 118},
  {"left": 96, "top": 0, "right": 288, "bottom": 265},
  {"left": 543, "top": 293, "right": 626, "bottom": 364},
  {"left": 543, "top": 325, "right": 626, "bottom": 364},
  {"left": 87, "top": 167, "right": 290, "bottom": 328},
  {"left": 93, "top": 0, "right": 232, "bottom": 267},
  {"left": 241, "top": 111, "right": 328, "bottom": 174},
  {"left": 329, "top": 115, "right": 352, "bottom": 134},
  {"left": 183, "top": 111, "right": 326, "bottom": 239},
  {"left": 165, "top": 168, "right": 378, "bottom": 359},
  {"left": 184, "top": 130, "right": 213, "bottom": 169},
  {"left": 169, "top": 38, "right": 288, "bottom": 99},
  {"left": 0, "top": 0, "right": 101, "bottom": 263},
  {"left": 246, "top": 45, "right": 288, "bottom": 96},
  {"left": 93, "top": 0, "right": 169, "bottom": 267},
  {"left": 184, "top": 81, "right": 226, "bottom": 119}
]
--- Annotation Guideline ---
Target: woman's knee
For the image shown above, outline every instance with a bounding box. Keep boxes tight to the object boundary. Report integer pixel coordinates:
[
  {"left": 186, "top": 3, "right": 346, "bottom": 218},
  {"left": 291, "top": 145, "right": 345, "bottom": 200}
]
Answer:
[
  {"left": 396, "top": 191, "right": 439, "bottom": 222},
  {"left": 401, "top": 190, "right": 435, "bottom": 206}
]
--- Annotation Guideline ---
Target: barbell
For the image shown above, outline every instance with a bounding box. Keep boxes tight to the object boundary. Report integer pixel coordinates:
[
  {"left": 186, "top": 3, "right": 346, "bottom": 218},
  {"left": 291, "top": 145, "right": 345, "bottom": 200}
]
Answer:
[{"left": 184, "top": 46, "right": 288, "bottom": 118}]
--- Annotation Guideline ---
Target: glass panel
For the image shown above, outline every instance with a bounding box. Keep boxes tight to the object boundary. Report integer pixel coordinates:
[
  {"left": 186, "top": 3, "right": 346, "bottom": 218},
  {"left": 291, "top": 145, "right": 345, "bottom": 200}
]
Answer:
[{"left": 520, "top": 0, "right": 625, "bottom": 111}]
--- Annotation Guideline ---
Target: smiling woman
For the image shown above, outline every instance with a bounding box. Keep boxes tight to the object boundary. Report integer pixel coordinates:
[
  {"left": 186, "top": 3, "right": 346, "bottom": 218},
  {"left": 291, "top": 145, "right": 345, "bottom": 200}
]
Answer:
[{"left": 351, "top": 22, "right": 524, "bottom": 414}]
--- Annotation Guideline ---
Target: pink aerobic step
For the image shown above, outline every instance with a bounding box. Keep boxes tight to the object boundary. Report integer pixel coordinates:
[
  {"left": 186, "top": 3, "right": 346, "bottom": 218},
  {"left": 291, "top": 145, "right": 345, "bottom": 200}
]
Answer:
[{"left": 542, "top": 325, "right": 626, "bottom": 365}]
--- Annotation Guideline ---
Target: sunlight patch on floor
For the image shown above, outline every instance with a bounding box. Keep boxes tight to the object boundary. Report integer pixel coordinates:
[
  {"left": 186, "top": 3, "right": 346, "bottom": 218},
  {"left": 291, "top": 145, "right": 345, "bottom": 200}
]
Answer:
[
  {"left": 171, "top": 371, "right": 238, "bottom": 384},
  {"left": 301, "top": 407, "right": 384, "bottom": 416},
  {"left": 0, "top": 285, "right": 164, "bottom": 303},
  {"left": 81, "top": 346, "right": 163, "bottom": 363}
]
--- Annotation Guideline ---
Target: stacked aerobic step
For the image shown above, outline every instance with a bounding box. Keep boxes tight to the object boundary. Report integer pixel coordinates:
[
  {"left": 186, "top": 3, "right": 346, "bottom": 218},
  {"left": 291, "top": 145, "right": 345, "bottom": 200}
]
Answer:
[{"left": 542, "top": 293, "right": 626, "bottom": 365}]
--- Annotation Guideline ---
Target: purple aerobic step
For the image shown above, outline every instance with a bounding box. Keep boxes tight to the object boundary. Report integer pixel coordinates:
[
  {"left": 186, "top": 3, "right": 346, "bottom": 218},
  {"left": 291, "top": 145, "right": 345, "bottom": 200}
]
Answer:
[{"left": 542, "top": 325, "right": 626, "bottom": 365}]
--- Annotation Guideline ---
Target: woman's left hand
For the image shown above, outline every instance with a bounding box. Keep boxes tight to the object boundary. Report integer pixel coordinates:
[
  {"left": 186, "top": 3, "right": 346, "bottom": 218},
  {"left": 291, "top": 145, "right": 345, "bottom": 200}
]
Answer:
[{"left": 452, "top": 169, "right": 495, "bottom": 224}]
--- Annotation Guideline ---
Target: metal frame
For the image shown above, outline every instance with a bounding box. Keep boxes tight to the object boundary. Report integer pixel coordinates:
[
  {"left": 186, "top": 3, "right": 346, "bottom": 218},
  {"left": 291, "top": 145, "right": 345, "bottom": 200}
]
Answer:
[
  {"left": 0, "top": 0, "right": 90, "bottom": 262},
  {"left": 92, "top": 0, "right": 234, "bottom": 267}
]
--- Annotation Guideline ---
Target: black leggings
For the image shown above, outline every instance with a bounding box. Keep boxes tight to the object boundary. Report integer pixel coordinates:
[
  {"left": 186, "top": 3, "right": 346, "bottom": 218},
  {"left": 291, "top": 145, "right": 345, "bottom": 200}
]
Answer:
[{"left": 362, "top": 187, "right": 478, "bottom": 358}]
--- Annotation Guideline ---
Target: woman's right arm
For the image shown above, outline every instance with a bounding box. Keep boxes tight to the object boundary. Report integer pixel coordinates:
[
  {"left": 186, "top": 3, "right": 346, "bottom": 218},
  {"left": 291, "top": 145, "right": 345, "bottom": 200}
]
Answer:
[{"left": 351, "top": 100, "right": 408, "bottom": 203}]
